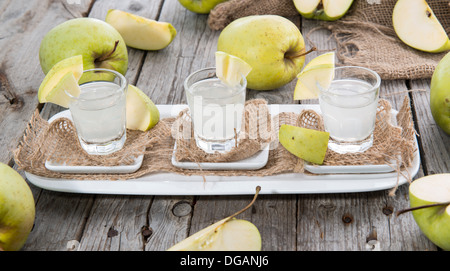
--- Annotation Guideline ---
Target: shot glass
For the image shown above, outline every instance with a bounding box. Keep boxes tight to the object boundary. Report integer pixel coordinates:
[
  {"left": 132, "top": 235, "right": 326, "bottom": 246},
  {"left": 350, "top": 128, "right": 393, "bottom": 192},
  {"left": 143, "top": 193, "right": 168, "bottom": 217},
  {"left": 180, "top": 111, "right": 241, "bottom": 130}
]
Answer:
[
  {"left": 184, "top": 67, "right": 247, "bottom": 153},
  {"left": 67, "top": 68, "right": 128, "bottom": 155},
  {"left": 318, "top": 66, "right": 381, "bottom": 154}
]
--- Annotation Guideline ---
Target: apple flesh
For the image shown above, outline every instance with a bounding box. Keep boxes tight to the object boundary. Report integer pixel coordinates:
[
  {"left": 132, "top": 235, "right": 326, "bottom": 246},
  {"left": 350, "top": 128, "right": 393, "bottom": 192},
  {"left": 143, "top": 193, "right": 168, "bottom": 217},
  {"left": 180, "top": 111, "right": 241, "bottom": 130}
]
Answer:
[
  {"left": 430, "top": 51, "right": 450, "bottom": 135},
  {"left": 39, "top": 18, "right": 128, "bottom": 83},
  {"left": 0, "top": 163, "right": 35, "bottom": 251},
  {"left": 217, "top": 15, "right": 306, "bottom": 91},
  {"left": 177, "top": 0, "right": 228, "bottom": 14},
  {"left": 126, "top": 85, "right": 160, "bottom": 131},
  {"left": 392, "top": 0, "right": 450, "bottom": 53},
  {"left": 408, "top": 174, "right": 450, "bottom": 251},
  {"left": 105, "top": 9, "right": 177, "bottom": 51},
  {"left": 293, "top": 0, "right": 354, "bottom": 21}
]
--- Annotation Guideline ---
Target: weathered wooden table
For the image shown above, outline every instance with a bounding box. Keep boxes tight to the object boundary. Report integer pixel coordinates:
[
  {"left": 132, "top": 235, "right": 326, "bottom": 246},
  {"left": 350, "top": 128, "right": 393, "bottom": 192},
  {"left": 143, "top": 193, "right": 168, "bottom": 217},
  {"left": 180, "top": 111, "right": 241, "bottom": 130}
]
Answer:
[{"left": 1, "top": 0, "right": 448, "bottom": 251}]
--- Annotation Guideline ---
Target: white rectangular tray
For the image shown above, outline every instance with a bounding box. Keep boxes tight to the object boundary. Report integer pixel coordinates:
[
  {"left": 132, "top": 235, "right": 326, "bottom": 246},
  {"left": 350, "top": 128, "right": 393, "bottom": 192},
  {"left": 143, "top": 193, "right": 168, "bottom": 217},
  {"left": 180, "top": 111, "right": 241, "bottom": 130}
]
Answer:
[{"left": 25, "top": 104, "right": 420, "bottom": 195}]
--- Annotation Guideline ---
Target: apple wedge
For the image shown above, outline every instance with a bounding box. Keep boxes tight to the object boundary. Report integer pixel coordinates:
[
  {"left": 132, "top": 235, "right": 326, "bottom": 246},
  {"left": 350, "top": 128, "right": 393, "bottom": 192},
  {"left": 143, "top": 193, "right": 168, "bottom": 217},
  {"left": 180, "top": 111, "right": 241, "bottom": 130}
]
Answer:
[
  {"left": 215, "top": 51, "right": 252, "bottom": 87},
  {"left": 38, "top": 55, "right": 83, "bottom": 107},
  {"left": 294, "top": 64, "right": 334, "bottom": 100},
  {"left": 293, "top": 0, "right": 354, "bottom": 21},
  {"left": 279, "top": 124, "right": 329, "bottom": 165},
  {"left": 167, "top": 186, "right": 262, "bottom": 251},
  {"left": 126, "top": 85, "right": 160, "bottom": 131},
  {"left": 105, "top": 9, "right": 177, "bottom": 51},
  {"left": 393, "top": 0, "right": 450, "bottom": 53},
  {"left": 399, "top": 174, "right": 450, "bottom": 251}
]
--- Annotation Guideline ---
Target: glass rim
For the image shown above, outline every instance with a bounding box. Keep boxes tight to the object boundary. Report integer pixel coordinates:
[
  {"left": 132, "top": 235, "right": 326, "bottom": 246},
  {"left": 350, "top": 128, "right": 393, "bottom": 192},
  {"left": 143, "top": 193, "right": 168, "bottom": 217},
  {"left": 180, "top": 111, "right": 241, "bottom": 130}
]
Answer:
[
  {"left": 184, "top": 66, "right": 247, "bottom": 97},
  {"left": 65, "top": 68, "right": 128, "bottom": 102},
  {"left": 318, "top": 66, "right": 381, "bottom": 97}
]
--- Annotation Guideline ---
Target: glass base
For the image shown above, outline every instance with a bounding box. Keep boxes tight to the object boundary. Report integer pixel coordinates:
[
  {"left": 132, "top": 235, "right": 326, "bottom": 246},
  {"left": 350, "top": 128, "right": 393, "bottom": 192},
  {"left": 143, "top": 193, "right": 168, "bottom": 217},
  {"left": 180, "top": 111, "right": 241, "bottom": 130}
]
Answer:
[
  {"left": 327, "top": 134, "right": 373, "bottom": 154},
  {"left": 195, "top": 134, "right": 238, "bottom": 154},
  {"left": 79, "top": 132, "right": 126, "bottom": 156}
]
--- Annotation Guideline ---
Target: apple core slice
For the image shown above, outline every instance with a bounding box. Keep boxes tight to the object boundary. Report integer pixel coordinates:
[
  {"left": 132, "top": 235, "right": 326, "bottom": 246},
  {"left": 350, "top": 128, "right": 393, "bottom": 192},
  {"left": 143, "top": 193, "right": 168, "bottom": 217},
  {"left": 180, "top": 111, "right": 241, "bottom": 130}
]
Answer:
[
  {"left": 393, "top": 0, "right": 450, "bottom": 53},
  {"left": 38, "top": 55, "right": 83, "bottom": 104},
  {"left": 105, "top": 9, "right": 177, "bottom": 51},
  {"left": 126, "top": 85, "right": 160, "bottom": 131},
  {"left": 215, "top": 51, "right": 252, "bottom": 87},
  {"left": 279, "top": 124, "right": 329, "bottom": 165}
]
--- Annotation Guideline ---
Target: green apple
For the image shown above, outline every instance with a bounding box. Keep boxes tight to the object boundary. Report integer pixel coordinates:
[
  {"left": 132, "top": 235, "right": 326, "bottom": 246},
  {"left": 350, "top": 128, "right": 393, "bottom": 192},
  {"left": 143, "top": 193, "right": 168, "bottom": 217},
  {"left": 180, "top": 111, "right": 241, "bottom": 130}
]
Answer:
[
  {"left": 39, "top": 18, "right": 128, "bottom": 83},
  {"left": 217, "top": 15, "right": 307, "bottom": 91},
  {"left": 0, "top": 163, "right": 35, "bottom": 251},
  {"left": 393, "top": 0, "right": 450, "bottom": 53},
  {"left": 405, "top": 174, "right": 450, "bottom": 251},
  {"left": 105, "top": 9, "right": 177, "bottom": 51},
  {"left": 168, "top": 187, "right": 262, "bottom": 251},
  {"left": 177, "top": 0, "right": 228, "bottom": 14},
  {"left": 279, "top": 124, "right": 330, "bottom": 165},
  {"left": 126, "top": 85, "right": 160, "bottom": 131},
  {"left": 293, "top": 0, "right": 354, "bottom": 21},
  {"left": 430, "top": 51, "right": 450, "bottom": 135}
]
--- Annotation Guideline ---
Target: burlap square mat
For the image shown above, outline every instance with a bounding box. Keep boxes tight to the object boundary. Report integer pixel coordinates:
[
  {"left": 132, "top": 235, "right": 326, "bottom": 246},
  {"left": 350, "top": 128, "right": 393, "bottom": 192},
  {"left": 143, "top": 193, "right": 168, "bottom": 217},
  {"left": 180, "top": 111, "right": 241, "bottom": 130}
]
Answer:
[
  {"left": 208, "top": 0, "right": 450, "bottom": 80},
  {"left": 14, "top": 97, "right": 416, "bottom": 197}
]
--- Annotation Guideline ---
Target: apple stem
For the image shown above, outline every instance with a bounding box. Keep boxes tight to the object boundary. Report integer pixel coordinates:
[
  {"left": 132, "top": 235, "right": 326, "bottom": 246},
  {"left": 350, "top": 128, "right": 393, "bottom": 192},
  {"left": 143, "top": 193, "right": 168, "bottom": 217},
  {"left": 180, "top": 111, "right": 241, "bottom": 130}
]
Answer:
[
  {"left": 396, "top": 201, "right": 450, "bottom": 216},
  {"left": 96, "top": 40, "right": 119, "bottom": 63},
  {"left": 285, "top": 47, "right": 317, "bottom": 60},
  {"left": 229, "top": 186, "right": 261, "bottom": 220}
]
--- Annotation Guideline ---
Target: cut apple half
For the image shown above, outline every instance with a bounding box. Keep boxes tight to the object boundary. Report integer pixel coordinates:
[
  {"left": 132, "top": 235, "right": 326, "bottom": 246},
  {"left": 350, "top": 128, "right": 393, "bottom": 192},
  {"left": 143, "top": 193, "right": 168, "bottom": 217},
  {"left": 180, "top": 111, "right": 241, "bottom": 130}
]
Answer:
[
  {"left": 293, "top": 0, "right": 354, "bottom": 21},
  {"left": 393, "top": 0, "right": 450, "bottom": 53},
  {"left": 126, "top": 85, "right": 160, "bottom": 131},
  {"left": 279, "top": 124, "right": 329, "bottom": 165},
  {"left": 105, "top": 9, "right": 177, "bottom": 51},
  {"left": 168, "top": 186, "right": 262, "bottom": 251},
  {"left": 215, "top": 51, "right": 252, "bottom": 87},
  {"left": 294, "top": 63, "right": 334, "bottom": 100},
  {"left": 38, "top": 55, "right": 83, "bottom": 107}
]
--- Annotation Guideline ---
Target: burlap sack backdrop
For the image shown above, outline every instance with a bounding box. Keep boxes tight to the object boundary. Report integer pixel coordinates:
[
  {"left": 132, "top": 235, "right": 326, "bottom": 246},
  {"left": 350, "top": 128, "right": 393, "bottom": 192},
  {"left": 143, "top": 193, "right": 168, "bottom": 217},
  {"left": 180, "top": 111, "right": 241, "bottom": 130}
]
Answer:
[
  {"left": 14, "top": 97, "right": 417, "bottom": 196},
  {"left": 208, "top": 0, "right": 450, "bottom": 80}
]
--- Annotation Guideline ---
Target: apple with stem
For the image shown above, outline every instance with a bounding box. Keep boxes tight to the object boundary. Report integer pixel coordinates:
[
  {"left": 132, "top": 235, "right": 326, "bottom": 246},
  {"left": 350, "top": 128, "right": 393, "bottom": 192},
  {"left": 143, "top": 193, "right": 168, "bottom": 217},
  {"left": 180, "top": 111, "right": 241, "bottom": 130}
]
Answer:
[
  {"left": 217, "top": 15, "right": 314, "bottom": 91},
  {"left": 168, "top": 186, "right": 262, "bottom": 251},
  {"left": 39, "top": 18, "right": 128, "bottom": 83},
  {"left": 397, "top": 174, "right": 450, "bottom": 251}
]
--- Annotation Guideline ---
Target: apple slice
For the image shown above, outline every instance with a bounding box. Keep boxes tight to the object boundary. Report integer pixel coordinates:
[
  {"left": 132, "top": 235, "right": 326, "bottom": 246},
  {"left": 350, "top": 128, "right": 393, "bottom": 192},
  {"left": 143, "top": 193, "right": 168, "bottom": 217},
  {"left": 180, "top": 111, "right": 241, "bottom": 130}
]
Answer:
[
  {"left": 406, "top": 174, "right": 450, "bottom": 251},
  {"left": 167, "top": 187, "right": 262, "bottom": 251},
  {"left": 126, "top": 85, "right": 160, "bottom": 131},
  {"left": 279, "top": 124, "right": 329, "bottom": 165},
  {"left": 215, "top": 51, "right": 252, "bottom": 87},
  {"left": 105, "top": 9, "right": 177, "bottom": 51},
  {"left": 293, "top": 0, "right": 354, "bottom": 21},
  {"left": 393, "top": 0, "right": 450, "bottom": 53},
  {"left": 38, "top": 55, "right": 83, "bottom": 105},
  {"left": 303, "top": 51, "right": 335, "bottom": 72},
  {"left": 44, "top": 72, "right": 81, "bottom": 108},
  {"left": 293, "top": 64, "right": 334, "bottom": 100}
]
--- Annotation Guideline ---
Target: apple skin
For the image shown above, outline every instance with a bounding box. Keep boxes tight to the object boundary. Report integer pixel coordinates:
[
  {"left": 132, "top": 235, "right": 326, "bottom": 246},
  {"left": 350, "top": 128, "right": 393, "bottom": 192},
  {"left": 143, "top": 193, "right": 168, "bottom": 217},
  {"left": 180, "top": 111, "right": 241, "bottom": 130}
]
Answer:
[
  {"left": 217, "top": 15, "right": 306, "bottom": 91},
  {"left": 177, "top": 0, "right": 228, "bottom": 14},
  {"left": 0, "top": 163, "right": 35, "bottom": 251},
  {"left": 39, "top": 18, "right": 128, "bottom": 83},
  {"left": 409, "top": 174, "right": 450, "bottom": 251},
  {"left": 430, "top": 51, "right": 450, "bottom": 135}
]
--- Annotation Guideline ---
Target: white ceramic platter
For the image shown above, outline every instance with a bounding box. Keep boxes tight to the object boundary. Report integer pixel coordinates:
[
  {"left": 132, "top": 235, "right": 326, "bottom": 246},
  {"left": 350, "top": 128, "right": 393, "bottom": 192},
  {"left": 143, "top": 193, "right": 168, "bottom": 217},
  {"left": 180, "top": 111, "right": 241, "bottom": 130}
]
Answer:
[{"left": 25, "top": 104, "right": 420, "bottom": 195}]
